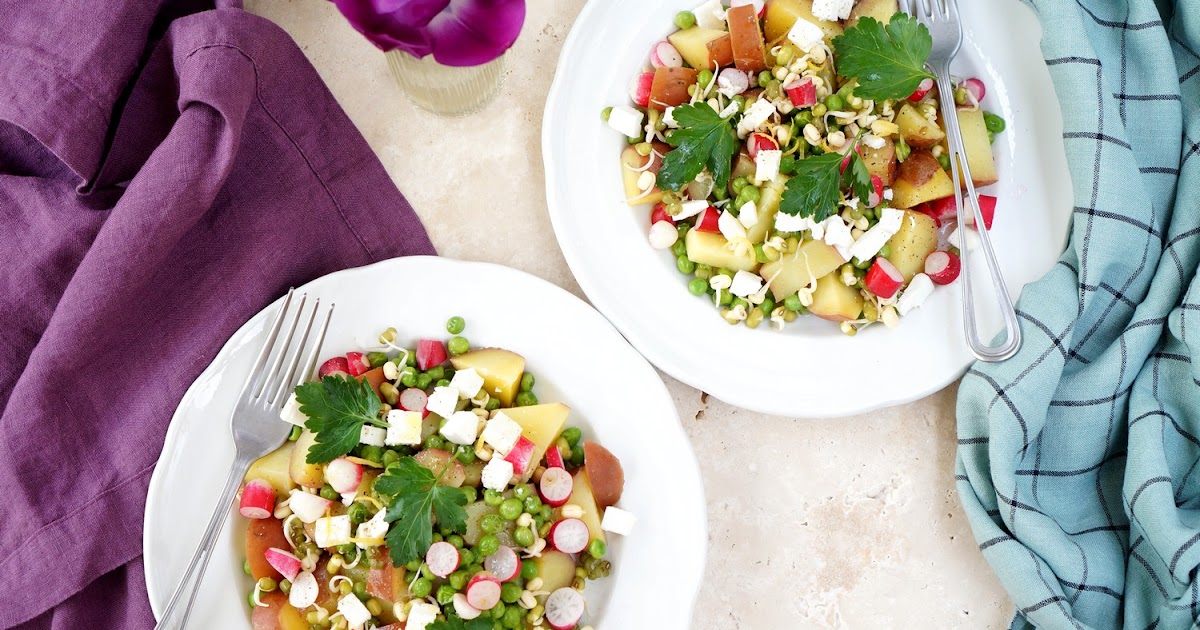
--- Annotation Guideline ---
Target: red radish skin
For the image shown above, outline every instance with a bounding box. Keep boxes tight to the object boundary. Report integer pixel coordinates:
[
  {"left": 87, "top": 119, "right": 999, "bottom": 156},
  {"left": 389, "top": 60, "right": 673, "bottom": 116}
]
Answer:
[
  {"left": 925, "top": 251, "right": 962, "bottom": 285},
  {"left": 864, "top": 258, "right": 904, "bottom": 299},
  {"left": 345, "top": 352, "right": 370, "bottom": 377},
  {"left": 924, "top": 195, "right": 958, "bottom": 227},
  {"left": 426, "top": 541, "right": 461, "bottom": 578},
  {"left": 466, "top": 573, "right": 502, "bottom": 610},
  {"left": 544, "top": 587, "right": 586, "bottom": 630},
  {"left": 549, "top": 518, "right": 590, "bottom": 554},
  {"left": 324, "top": 458, "right": 363, "bottom": 495},
  {"left": 784, "top": 77, "right": 816, "bottom": 107},
  {"left": 868, "top": 174, "right": 884, "bottom": 207},
  {"left": 962, "top": 78, "right": 986, "bottom": 102},
  {"left": 288, "top": 491, "right": 333, "bottom": 523},
  {"left": 504, "top": 436, "right": 536, "bottom": 476},
  {"left": 746, "top": 133, "right": 779, "bottom": 159},
  {"left": 971, "top": 195, "right": 997, "bottom": 230},
  {"left": 649, "top": 41, "right": 682, "bottom": 68},
  {"left": 730, "top": 0, "right": 766, "bottom": 18},
  {"left": 629, "top": 71, "right": 655, "bottom": 108},
  {"left": 908, "top": 77, "right": 935, "bottom": 102},
  {"left": 483, "top": 546, "right": 521, "bottom": 582},
  {"left": 416, "top": 340, "right": 447, "bottom": 371},
  {"left": 695, "top": 207, "right": 721, "bottom": 233},
  {"left": 539, "top": 467, "right": 574, "bottom": 507},
  {"left": 650, "top": 203, "right": 674, "bottom": 226},
  {"left": 545, "top": 445, "right": 566, "bottom": 469},
  {"left": 398, "top": 387, "right": 430, "bottom": 418},
  {"left": 264, "top": 548, "right": 303, "bottom": 582},
  {"left": 839, "top": 146, "right": 862, "bottom": 173},
  {"left": 318, "top": 357, "right": 349, "bottom": 378},
  {"left": 239, "top": 480, "right": 276, "bottom": 520}
]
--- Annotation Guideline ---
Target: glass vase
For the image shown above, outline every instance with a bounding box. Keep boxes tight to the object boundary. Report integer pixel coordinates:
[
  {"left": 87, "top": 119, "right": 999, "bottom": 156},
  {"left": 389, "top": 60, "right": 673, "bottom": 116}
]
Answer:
[{"left": 385, "top": 50, "right": 505, "bottom": 116}]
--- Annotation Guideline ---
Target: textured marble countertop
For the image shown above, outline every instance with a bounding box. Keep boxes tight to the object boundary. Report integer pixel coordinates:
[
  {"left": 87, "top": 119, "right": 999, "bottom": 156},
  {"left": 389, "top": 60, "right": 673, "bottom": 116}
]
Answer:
[{"left": 246, "top": 1, "right": 1015, "bottom": 626}]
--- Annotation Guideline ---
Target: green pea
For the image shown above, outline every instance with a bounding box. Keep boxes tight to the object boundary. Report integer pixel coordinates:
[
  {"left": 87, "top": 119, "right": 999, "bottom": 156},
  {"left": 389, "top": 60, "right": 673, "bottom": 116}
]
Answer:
[
  {"left": 415, "top": 373, "right": 433, "bottom": 390},
  {"left": 824, "top": 94, "right": 845, "bottom": 112},
  {"left": 540, "top": 504, "right": 553, "bottom": 521},
  {"left": 671, "top": 238, "right": 687, "bottom": 257},
  {"left": 521, "top": 560, "right": 539, "bottom": 580},
  {"left": 486, "top": 397, "right": 501, "bottom": 411},
  {"left": 984, "top": 111, "right": 1006, "bottom": 133},
  {"left": 697, "top": 69, "right": 714, "bottom": 88},
  {"left": 481, "top": 513, "right": 505, "bottom": 534},
  {"left": 361, "top": 444, "right": 384, "bottom": 464},
  {"left": 988, "top": 130, "right": 996, "bottom": 144},
  {"left": 937, "top": 152, "right": 952, "bottom": 171},
  {"left": 501, "top": 581, "right": 523, "bottom": 604},
  {"left": 784, "top": 293, "right": 803, "bottom": 311},
  {"left": 588, "top": 538, "right": 607, "bottom": 559},
  {"left": 365, "top": 351, "right": 388, "bottom": 368},
  {"left": 514, "top": 527, "right": 535, "bottom": 548},
  {"left": 352, "top": 580, "right": 369, "bottom": 601},
  {"left": 382, "top": 449, "right": 401, "bottom": 467},
  {"left": 459, "top": 548, "right": 475, "bottom": 567},
  {"left": 779, "top": 153, "right": 796, "bottom": 175},
  {"left": 406, "top": 559, "right": 421, "bottom": 572},
  {"left": 513, "top": 483, "right": 533, "bottom": 500},
  {"left": 447, "top": 336, "right": 470, "bottom": 356},
  {"left": 400, "top": 370, "right": 417, "bottom": 388},
  {"left": 457, "top": 447, "right": 476, "bottom": 464},
  {"left": 491, "top": 601, "right": 507, "bottom": 620},
  {"left": 758, "top": 70, "right": 773, "bottom": 88},
  {"left": 348, "top": 502, "right": 370, "bottom": 525},
  {"left": 716, "top": 289, "right": 734, "bottom": 306},
  {"left": 676, "top": 254, "right": 696, "bottom": 274},
  {"left": 674, "top": 10, "right": 696, "bottom": 29},
  {"left": 794, "top": 110, "right": 814, "bottom": 126},
  {"left": 688, "top": 277, "right": 709, "bottom": 296},
  {"left": 561, "top": 427, "right": 582, "bottom": 447},
  {"left": 449, "top": 570, "right": 469, "bottom": 590},
  {"left": 730, "top": 297, "right": 749, "bottom": 311},
  {"left": 676, "top": 221, "right": 691, "bottom": 238},
  {"left": 853, "top": 256, "right": 873, "bottom": 270},
  {"left": 600, "top": 106, "right": 612, "bottom": 122},
  {"left": 436, "top": 584, "right": 456, "bottom": 605},
  {"left": 515, "top": 391, "right": 538, "bottom": 407},
  {"left": 731, "top": 177, "right": 748, "bottom": 195},
  {"left": 423, "top": 434, "right": 447, "bottom": 451},
  {"left": 484, "top": 489, "right": 504, "bottom": 506},
  {"left": 279, "top": 579, "right": 291, "bottom": 594},
  {"left": 569, "top": 446, "right": 585, "bottom": 467},
  {"left": 502, "top": 606, "right": 523, "bottom": 628},
  {"left": 247, "top": 590, "right": 256, "bottom": 609},
  {"left": 754, "top": 243, "right": 771, "bottom": 264},
  {"left": 744, "top": 186, "right": 761, "bottom": 204},
  {"left": 879, "top": 244, "right": 891, "bottom": 259},
  {"left": 446, "top": 316, "right": 466, "bottom": 335},
  {"left": 954, "top": 86, "right": 969, "bottom": 105},
  {"left": 319, "top": 485, "right": 339, "bottom": 501},
  {"left": 760, "top": 297, "right": 775, "bottom": 315},
  {"left": 243, "top": 559, "right": 252, "bottom": 575},
  {"left": 520, "top": 373, "right": 535, "bottom": 392},
  {"left": 775, "top": 46, "right": 795, "bottom": 65},
  {"left": 287, "top": 425, "right": 302, "bottom": 441},
  {"left": 478, "top": 534, "right": 501, "bottom": 557},
  {"left": 499, "top": 498, "right": 523, "bottom": 520},
  {"left": 731, "top": 94, "right": 746, "bottom": 112},
  {"left": 426, "top": 366, "right": 445, "bottom": 381},
  {"left": 410, "top": 577, "right": 433, "bottom": 598}
]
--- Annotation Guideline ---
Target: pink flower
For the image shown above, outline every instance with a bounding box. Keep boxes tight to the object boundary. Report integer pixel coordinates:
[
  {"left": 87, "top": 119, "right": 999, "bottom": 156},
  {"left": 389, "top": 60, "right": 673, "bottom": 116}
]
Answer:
[{"left": 331, "top": 0, "right": 526, "bottom": 67}]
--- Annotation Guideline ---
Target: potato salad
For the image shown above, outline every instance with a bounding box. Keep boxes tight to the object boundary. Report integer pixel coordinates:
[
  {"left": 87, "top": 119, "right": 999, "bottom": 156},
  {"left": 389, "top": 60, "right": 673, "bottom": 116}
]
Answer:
[{"left": 604, "top": 0, "right": 1007, "bottom": 335}]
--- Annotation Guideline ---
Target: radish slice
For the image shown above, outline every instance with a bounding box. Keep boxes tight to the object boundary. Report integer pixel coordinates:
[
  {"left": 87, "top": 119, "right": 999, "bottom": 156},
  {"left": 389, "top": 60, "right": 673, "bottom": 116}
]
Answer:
[
  {"left": 549, "top": 518, "right": 590, "bottom": 554},
  {"left": 539, "top": 467, "right": 574, "bottom": 507},
  {"left": 416, "top": 340, "right": 447, "bottom": 371},
  {"left": 969, "top": 195, "right": 997, "bottom": 230},
  {"left": 264, "top": 548, "right": 303, "bottom": 581},
  {"left": 908, "top": 77, "right": 935, "bottom": 102},
  {"left": 545, "top": 445, "right": 566, "bottom": 469},
  {"left": 924, "top": 195, "right": 958, "bottom": 227},
  {"left": 695, "top": 207, "right": 721, "bottom": 233},
  {"left": 649, "top": 41, "right": 682, "bottom": 68},
  {"left": 325, "top": 458, "right": 363, "bottom": 494},
  {"left": 650, "top": 203, "right": 674, "bottom": 226},
  {"left": 629, "top": 72, "right": 655, "bottom": 108},
  {"left": 648, "top": 220, "right": 679, "bottom": 250},
  {"left": 318, "top": 357, "right": 349, "bottom": 378},
  {"left": 962, "top": 78, "right": 986, "bottom": 102},
  {"left": 503, "top": 436, "right": 536, "bottom": 476},
  {"left": 784, "top": 77, "right": 816, "bottom": 107},
  {"left": 288, "top": 490, "right": 333, "bottom": 523},
  {"left": 716, "top": 67, "right": 749, "bottom": 96},
  {"left": 345, "top": 352, "right": 370, "bottom": 377},
  {"left": 867, "top": 175, "right": 884, "bottom": 208},
  {"left": 925, "top": 251, "right": 962, "bottom": 285},
  {"left": 729, "top": 0, "right": 766, "bottom": 18},
  {"left": 864, "top": 258, "right": 904, "bottom": 299},
  {"left": 544, "top": 587, "right": 586, "bottom": 630},
  {"left": 289, "top": 571, "right": 319, "bottom": 609},
  {"left": 746, "top": 133, "right": 779, "bottom": 159},
  {"left": 484, "top": 546, "right": 521, "bottom": 582},
  {"left": 239, "top": 479, "right": 276, "bottom": 520},
  {"left": 426, "top": 541, "right": 461, "bottom": 578},
  {"left": 399, "top": 387, "right": 430, "bottom": 418},
  {"left": 453, "top": 593, "right": 483, "bottom": 620},
  {"left": 466, "top": 573, "right": 502, "bottom": 610}
]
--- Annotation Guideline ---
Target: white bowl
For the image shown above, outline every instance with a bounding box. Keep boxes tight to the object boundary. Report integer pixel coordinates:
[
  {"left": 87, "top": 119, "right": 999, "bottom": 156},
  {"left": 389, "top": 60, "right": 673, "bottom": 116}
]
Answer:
[
  {"left": 543, "top": 1, "right": 1071, "bottom": 417},
  {"left": 143, "top": 257, "right": 707, "bottom": 628}
]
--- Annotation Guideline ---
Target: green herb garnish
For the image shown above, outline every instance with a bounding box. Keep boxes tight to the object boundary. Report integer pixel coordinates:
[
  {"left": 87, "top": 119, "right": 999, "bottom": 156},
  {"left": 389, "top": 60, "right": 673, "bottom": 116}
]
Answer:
[
  {"left": 295, "top": 375, "right": 386, "bottom": 464},
  {"left": 778, "top": 151, "right": 873, "bottom": 221},
  {"left": 832, "top": 13, "right": 935, "bottom": 101},
  {"left": 429, "top": 618, "right": 495, "bottom": 630},
  {"left": 375, "top": 458, "right": 469, "bottom": 567},
  {"left": 657, "top": 103, "right": 738, "bottom": 192}
]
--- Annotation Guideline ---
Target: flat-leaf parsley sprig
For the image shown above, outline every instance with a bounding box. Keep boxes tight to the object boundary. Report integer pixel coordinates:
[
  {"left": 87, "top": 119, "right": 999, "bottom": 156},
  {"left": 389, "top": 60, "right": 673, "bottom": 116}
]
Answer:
[
  {"left": 778, "top": 150, "right": 873, "bottom": 222},
  {"left": 656, "top": 103, "right": 738, "bottom": 192},
  {"left": 374, "top": 458, "right": 469, "bottom": 567},
  {"left": 295, "top": 375, "right": 388, "bottom": 464},
  {"left": 832, "top": 13, "right": 935, "bottom": 101}
]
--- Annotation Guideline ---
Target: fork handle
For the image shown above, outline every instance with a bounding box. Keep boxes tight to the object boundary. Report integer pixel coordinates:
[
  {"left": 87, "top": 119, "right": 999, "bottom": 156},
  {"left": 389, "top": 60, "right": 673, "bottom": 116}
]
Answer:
[
  {"left": 933, "top": 71, "right": 1022, "bottom": 362},
  {"left": 154, "top": 453, "right": 254, "bottom": 630}
]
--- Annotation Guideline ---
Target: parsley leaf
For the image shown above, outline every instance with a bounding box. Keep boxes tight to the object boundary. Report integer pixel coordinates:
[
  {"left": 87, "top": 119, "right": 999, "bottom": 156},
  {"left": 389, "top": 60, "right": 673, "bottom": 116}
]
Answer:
[
  {"left": 832, "top": 13, "right": 934, "bottom": 101},
  {"left": 657, "top": 103, "right": 738, "bottom": 192},
  {"left": 295, "top": 375, "right": 382, "bottom": 464},
  {"left": 378, "top": 458, "right": 469, "bottom": 567},
  {"left": 779, "top": 152, "right": 873, "bottom": 222},
  {"left": 429, "top": 618, "right": 494, "bottom": 630}
]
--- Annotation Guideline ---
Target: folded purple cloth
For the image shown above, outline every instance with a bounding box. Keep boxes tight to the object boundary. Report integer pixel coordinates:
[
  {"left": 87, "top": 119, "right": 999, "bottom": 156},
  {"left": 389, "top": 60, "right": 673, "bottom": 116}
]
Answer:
[{"left": 0, "top": 1, "right": 435, "bottom": 627}]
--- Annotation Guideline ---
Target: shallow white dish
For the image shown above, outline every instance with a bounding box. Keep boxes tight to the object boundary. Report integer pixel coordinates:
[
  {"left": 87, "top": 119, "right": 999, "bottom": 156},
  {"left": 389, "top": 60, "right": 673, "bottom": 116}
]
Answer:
[
  {"left": 543, "top": 1, "right": 1072, "bottom": 417},
  {"left": 143, "top": 256, "right": 707, "bottom": 628}
]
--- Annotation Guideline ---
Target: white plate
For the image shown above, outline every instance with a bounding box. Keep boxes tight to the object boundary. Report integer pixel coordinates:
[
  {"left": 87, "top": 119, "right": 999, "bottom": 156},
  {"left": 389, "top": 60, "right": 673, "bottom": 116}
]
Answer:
[
  {"left": 543, "top": 1, "right": 1071, "bottom": 417},
  {"left": 143, "top": 257, "right": 706, "bottom": 628}
]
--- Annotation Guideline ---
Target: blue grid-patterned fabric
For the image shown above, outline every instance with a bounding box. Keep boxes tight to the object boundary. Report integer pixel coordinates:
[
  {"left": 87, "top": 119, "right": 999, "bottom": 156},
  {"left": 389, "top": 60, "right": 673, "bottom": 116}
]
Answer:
[{"left": 955, "top": 0, "right": 1200, "bottom": 628}]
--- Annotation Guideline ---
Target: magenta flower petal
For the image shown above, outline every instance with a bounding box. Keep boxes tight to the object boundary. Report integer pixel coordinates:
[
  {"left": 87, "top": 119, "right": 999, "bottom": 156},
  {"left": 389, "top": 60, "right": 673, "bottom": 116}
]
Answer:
[{"left": 426, "top": 0, "right": 526, "bottom": 66}]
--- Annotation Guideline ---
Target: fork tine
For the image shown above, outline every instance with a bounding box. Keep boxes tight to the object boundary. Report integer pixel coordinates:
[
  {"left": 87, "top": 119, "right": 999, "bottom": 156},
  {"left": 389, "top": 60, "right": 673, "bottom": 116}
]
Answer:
[
  {"left": 942, "top": 0, "right": 958, "bottom": 20},
  {"left": 914, "top": 0, "right": 930, "bottom": 21},
  {"left": 897, "top": 0, "right": 912, "bottom": 15},
  {"left": 269, "top": 298, "right": 323, "bottom": 406},
  {"left": 239, "top": 289, "right": 294, "bottom": 400},
  {"left": 299, "top": 303, "right": 335, "bottom": 386},
  {"left": 253, "top": 293, "right": 306, "bottom": 399}
]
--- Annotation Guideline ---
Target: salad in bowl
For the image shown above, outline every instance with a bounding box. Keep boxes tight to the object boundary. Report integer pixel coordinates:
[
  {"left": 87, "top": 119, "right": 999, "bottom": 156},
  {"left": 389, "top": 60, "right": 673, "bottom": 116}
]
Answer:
[
  {"left": 235, "top": 317, "right": 630, "bottom": 630},
  {"left": 603, "top": 0, "right": 1008, "bottom": 335}
]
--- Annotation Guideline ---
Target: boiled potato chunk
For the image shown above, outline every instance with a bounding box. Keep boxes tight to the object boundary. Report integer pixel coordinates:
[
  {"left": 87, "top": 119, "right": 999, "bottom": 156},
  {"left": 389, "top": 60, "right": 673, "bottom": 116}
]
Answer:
[
  {"left": 668, "top": 27, "right": 729, "bottom": 70},
  {"left": 759, "top": 240, "right": 845, "bottom": 300},
  {"left": 648, "top": 66, "right": 697, "bottom": 110},
  {"left": 861, "top": 137, "right": 897, "bottom": 186},
  {"left": 749, "top": 175, "right": 789, "bottom": 242},
  {"left": 891, "top": 150, "right": 955, "bottom": 209},
  {"left": 496, "top": 403, "right": 570, "bottom": 476},
  {"left": 289, "top": 429, "right": 324, "bottom": 488},
  {"left": 451, "top": 348, "right": 526, "bottom": 407},
  {"left": 685, "top": 229, "right": 759, "bottom": 272},
  {"left": 727, "top": 4, "right": 768, "bottom": 72},
  {"left": 621, "top": 145, "right": 665, "bottom": 206},
  {"left": 563, "top": 468, "right": 606, "bottom": 543},
  {"left": 956, "top": 107, "right": 1000, "bottom": 187},
  {"left": 884, "top": 210, "right": 939, "bottom": 281},
  {"left": 896, "top": 103, "right": 945, "bottom": 149},
  {"left": 247, "top": 444, "right": 296, "bottom": 496},
  {"left": 764, "top": 0, "right": 843, "bottom": 43},
  {"left": 847, "top": 0, "right": 899, "bottom": 27},
  {"left": 535, "top": 550, "right": 577, "bottom": 594},
  {"left": 808, "top": 273, "right": 864, "bottom": 322}
]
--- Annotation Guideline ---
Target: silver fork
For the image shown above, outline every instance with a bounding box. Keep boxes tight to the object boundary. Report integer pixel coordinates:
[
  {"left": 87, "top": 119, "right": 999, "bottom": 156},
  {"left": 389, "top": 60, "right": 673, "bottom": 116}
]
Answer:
[
  {"left": 155, "top": 289, "right": 334, "bottom": 629},
  {"left": 901, "top": 0, "right": 1022, "bottom": 362}
]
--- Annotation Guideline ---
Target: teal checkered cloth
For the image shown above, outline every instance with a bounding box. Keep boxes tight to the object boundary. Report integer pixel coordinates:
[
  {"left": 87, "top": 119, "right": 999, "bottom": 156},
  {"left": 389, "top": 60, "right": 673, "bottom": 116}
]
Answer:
[{"left": 955, "top": 1, "right": 1200, "bottom": 628}]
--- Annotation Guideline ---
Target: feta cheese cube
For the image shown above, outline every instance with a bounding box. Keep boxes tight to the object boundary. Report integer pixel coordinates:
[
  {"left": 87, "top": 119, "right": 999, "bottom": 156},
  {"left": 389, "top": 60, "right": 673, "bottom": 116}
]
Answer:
[
  {"left": 385, "top": 409, "right": 423, "bottom": 446},
  {"left": 718, "top": 100, "right": 741, "bottom": 119},
  {"left": 607, "top": 105, "right": 644, "bottom": 139},
  {"left": 481, "top": 457, "right": 515, "bottom": 491},
  {"left": 812, "top": 0, "right": 854, "bottom": 21},
  {"left": 338, "top": 594, "right": 373, "bottom": 629},
  {"left": 730, "top": 270, "right": 765, "bottom": 297},
  {"left": 440, "top": 410, "right": 480, "bottom": 446},
  {"left": 897, "top": 273, "right": 935, "bottom": 316},
  {"left": 359, "top": 425, "right": 386, "bottom": 447},
  {"left": 754, "top": 149, "right": 782, "bottom": 184},
  {"left": 787, "top": 17, "right": 825, "bottom": 52},
  {"left": 847, "top": 207, "right": 904, "bottom": 262},
  {"left": 601, "top": 506, "right": 638, "bottom": 536},
  {"left": 718, "top": 210, "right": 747, "bottom": 242},
  {"left": 774, "top": 211, "right": 816, "bottom": 233},
  {"left": 482, "top": 412, "right": 523, "bottom": 454},
  {"left": 449, "top": 367, "right": 484, "bottom": 399},
  {"left": 674, "top": 199, "right": 710, "bottom": 221},
  {"left": 663, "top": 106, "right": 679, "bottom": 128},
  {"left": 948, "top": 225, "right": 981, "bottom": 252},
  {"left": 356, "top": 509, "right": 388, "bottom": 542},
  {"left": 738, "top": 201, "right": 759, "bottom": 229},
  {"left": 883, "top": 188, "right": 894, "bottom": 201},
  {"left": 692, "top": 0, "right": 726, "bottom": 29},
  {"left": 426, "top": 385, "right": 459, "bottom": 418},
  {"left": 737, "top": 99, "right": 776, "bottom": 137},
  {"left": 280, "top": 393, "right": 308, "bottom": 427},
  {"left": 405, "top": 602, "right": 440, "bottom": 630},
  {"left": 822, "top": 215, "right": 854, "bottom": 259},
  {"left": 314, "top": 515, "right": 352, "bottom": 548}
]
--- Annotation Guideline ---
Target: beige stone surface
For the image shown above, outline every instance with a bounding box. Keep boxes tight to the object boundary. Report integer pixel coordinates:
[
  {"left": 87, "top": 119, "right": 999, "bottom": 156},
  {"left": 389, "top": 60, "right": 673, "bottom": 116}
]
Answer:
[{"left": 245, "top": 1, "right": 1015, "bottom": 627}]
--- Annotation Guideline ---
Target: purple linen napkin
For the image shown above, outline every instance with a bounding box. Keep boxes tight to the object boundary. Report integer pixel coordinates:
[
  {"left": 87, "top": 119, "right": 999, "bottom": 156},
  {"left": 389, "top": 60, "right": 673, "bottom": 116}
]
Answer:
[{"left": 0, "top": 1, "right": 435, "bottom": 627}]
